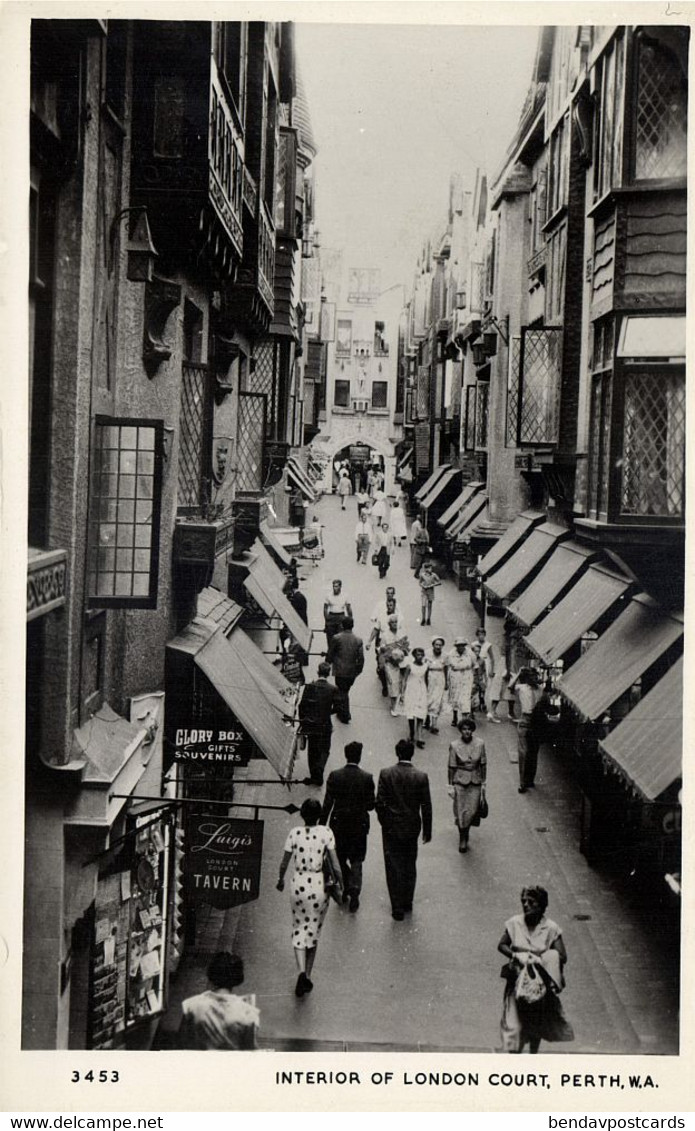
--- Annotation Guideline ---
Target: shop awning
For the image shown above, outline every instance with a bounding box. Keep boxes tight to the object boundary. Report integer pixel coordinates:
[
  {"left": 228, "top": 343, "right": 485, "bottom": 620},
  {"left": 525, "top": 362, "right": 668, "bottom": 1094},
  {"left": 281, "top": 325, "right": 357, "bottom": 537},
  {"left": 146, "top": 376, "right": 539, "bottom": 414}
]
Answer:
[
  {"left": 448, "top": 492, "right": 488, "bottom": 539},
  {"left": 244, "top": 541, "right": 312, "bottom": 653},
  {"left": 415, "top": 464, "right": 451, "bottom": 501},
  {"left": 557, "top": 594, "right": 683, "bottom": 722},
  {"left": 287, "top": 457, "right": 317, "bottom": 502},
  {"left": 507, "top": 542, "right": 596, "bottom": 629},
  {"left": 197, "top": 587, "right": 245, "bottom": 634},
  {"left": 438, "top": 481, "right": 484, "bottom": 529},
  {"left": 195, "top": 628, "right": 297, "bottom": 780},
  {"left": 259, "top": 519, "right": 292, "bottom": 568},
  {"left": 598, "top": 658, "right": 683, "bottom": 802},
  {"left": 420, "top": 467, "right": 458, "bottom": 510},
  {"left": 525, "top": 563, "right": 633, "bottom": 665},
  {"left": 477, "top": 510, "right": 545, "bottom": 579},
  {"left": 397, "top": 446, "right": 414, "bottom": 470},
  {"left": 485, "top": 522, "right": 569, "bottom": 602}
]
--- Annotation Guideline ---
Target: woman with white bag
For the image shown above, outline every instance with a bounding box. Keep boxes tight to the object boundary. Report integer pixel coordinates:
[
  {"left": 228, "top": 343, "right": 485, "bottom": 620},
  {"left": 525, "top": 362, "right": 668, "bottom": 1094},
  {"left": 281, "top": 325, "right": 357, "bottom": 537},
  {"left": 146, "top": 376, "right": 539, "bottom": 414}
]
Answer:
[{"left": 497, "top": 886, "right": 574, "bottom": 1053}]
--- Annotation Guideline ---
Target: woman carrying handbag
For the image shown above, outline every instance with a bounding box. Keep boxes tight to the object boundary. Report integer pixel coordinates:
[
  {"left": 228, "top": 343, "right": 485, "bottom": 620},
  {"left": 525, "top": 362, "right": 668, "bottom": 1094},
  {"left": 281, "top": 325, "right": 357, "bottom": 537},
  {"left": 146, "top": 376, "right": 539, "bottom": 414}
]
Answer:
[
  {"left": 277, "top": 798, "right": 343, "bottom": 997},
  {"left": 447, "top": 715, "right": 487, "bottom": 853}
]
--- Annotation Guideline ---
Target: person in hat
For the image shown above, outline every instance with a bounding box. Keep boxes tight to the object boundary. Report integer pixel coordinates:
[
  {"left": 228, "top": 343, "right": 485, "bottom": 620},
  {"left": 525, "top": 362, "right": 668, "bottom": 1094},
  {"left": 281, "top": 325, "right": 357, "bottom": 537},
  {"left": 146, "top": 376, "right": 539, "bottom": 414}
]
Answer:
[
  {"left": 448, "top": 716, "right": 487, "bottom": 853},
  {"left": 179, "top": 952, "right": 259, "bottom": 1049},
  {"left": 424, "top": 636, "right": 448, "bottom": 734},
  {"left": 446, "top": 637, "right": 475, "bottom": 728}
]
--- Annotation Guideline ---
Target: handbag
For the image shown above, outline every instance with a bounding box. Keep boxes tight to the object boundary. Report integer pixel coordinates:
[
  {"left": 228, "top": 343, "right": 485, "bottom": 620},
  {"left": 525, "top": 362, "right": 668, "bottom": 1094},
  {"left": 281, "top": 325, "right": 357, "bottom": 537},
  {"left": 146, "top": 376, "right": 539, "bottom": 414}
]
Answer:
[
  {"left": 479, "top": 788, "right": 489, "bottom": 820},
  {"left": 514, "top": 961, "right": 547, "bottom": 1004},
  {"left": 371, "top": 552, "right": 379, "bottom": 565},
  {"left": 322, "top": 848, "right": 343, "bottom": 905}
]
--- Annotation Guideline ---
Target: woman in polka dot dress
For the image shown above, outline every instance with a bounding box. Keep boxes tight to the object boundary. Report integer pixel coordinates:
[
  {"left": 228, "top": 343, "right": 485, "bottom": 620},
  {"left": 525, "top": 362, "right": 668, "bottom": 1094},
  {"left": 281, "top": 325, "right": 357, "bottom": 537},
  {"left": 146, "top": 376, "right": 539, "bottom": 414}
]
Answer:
[{"left": 276, "top": 798, "right": 343, "bottom": 997}]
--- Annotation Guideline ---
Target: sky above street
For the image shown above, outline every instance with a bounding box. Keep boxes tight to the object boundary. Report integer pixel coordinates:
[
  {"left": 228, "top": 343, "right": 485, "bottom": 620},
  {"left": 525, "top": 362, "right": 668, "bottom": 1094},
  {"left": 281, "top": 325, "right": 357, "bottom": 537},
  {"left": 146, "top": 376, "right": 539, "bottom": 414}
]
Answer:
[{"left": 297, "top": 20, "right": 540, "bottom": 295}]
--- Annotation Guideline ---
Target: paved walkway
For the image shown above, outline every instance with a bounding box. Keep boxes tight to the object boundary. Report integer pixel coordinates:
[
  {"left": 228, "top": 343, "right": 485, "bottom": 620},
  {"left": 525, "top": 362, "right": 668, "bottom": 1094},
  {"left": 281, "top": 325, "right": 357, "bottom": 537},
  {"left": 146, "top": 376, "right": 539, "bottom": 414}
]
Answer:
[{"left": 156, "top": 493, "right": 679, "bottom": 1054}]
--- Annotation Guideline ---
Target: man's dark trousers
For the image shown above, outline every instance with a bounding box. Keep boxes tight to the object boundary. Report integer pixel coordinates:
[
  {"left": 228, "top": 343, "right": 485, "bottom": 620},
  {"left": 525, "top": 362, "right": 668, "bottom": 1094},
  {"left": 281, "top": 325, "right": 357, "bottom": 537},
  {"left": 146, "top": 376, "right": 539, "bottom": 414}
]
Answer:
[
  {"left": 307, "top": 727, "right": 332, "bottom": 786},
  {"left": 334, "top": 675, "right": 355, "bottom": 723},
  {"left": 332, "top": 816, "right": 367, "bottom": 898},
  {"left": 381, "top": 830, "right": 419, "bottom": 913}
]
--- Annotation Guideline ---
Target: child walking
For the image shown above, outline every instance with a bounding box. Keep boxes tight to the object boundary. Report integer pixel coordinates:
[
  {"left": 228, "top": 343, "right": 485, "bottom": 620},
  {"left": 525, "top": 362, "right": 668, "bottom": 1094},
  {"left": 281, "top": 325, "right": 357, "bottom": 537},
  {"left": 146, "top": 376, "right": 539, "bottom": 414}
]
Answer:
[{"left": 418, "top": 557, "right": 441, "bottom": 626}]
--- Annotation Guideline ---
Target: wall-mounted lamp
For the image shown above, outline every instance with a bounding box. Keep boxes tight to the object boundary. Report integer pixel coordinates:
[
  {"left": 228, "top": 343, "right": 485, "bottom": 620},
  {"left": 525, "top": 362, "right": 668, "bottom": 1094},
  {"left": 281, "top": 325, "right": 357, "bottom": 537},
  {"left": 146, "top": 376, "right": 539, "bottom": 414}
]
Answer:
[
  {"left": 482, "top": 314, "right": 509, "bottom": 345},
  {"left": 471, "top": 342, "right": 488, "bottom": 367},
  {"left": 455, "top": 288, "right": 467, "bottom": 310},
  {"left": 109, "top": 206, "right": 158, "bottom": 282}
]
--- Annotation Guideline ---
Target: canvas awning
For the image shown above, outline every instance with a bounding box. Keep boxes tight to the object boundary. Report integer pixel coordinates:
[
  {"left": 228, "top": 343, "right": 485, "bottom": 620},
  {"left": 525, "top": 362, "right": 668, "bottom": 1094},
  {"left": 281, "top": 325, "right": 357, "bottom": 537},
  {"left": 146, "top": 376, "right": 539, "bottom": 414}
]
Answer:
[
  {"left": 507, "top": 542, "right": 596, "bottom": 629},
  {"left": 420, "top": 467, "right": 458, "bottom": 510},
  {"left": 397, "top": 446, "right": 414, "bottom": 469},
  {"left": 598, "top": 658, "right": 683, "bottom": 802},
  {"left": 524, "top": 563, "right": 633, "bottom": 665},
  {"left": 194, "top": 627, "right": 297, "bottom": 780},
  {"left": 477, "top": 511, "right": 545, "bottom": 579},
  {"left": 415, "top": 464, "right": 451, "bottom": 501},
  {"left": 485, "top": 522, "right": 569, "bottom": 602},
  {"left": 197, "top": 587, "right": 245, "bottom": 634},
  {"left": 557, "top": 594, "right": 683, "bottom": 722},
  {"left": 448, "top": 493, "right": 488, "bottom": 539},
  {"left": 287, "top": 457, "right": 317, "bottom": 502},
  {"left": 437, "top": 481, "right": 484, "bottom": 529},
  {"left": 617, "top": 315, "right": 686, "bottom": 359},
  {"left": 244, "top": 541, "right": 312, "bottom": 653},
  {"left": 259, "top": 519, "right": 292, "bottom": 568}
]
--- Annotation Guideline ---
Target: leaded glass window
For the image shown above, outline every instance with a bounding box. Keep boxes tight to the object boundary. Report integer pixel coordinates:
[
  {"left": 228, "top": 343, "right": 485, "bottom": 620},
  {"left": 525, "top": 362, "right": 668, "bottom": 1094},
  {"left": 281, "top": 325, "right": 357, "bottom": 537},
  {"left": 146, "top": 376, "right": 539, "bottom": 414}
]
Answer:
[
  {"left": 518, "top": 327, "right": 563, "bottom": 444},
  {"left": 621, "top": 368, "right": 685, "bottom": 517},
  {"left": 88, "top": 418, "right": 163, "bottom": 608},
  {"left": 633, "top": 33, "right": 688, "bottom": 181}
]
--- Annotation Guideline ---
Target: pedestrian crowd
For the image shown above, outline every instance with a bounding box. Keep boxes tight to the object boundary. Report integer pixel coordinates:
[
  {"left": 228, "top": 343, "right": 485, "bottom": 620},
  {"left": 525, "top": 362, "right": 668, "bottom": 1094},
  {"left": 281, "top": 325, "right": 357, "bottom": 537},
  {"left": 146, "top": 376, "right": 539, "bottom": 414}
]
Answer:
[{"left": 185, "top": 471, "right": 572, "bottom": 1053}]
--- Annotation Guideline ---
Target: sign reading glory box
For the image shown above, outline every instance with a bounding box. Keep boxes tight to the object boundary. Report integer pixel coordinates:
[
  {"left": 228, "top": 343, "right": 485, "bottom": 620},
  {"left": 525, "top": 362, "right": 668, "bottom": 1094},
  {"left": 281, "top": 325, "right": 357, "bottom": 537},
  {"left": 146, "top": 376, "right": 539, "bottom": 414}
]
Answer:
[
  {"left": 185, "top": 815, "right": 264, "bottom": 908},
  {"left": 173, "top": 726, "right": 253, "bottom": 766}
]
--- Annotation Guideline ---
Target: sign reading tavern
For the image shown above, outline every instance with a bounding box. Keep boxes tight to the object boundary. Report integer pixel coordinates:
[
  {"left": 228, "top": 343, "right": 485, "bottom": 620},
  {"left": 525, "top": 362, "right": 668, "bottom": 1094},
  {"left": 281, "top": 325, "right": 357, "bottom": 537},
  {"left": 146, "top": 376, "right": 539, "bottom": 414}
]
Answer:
[
  {"left": 185, "top": 815, "right": 264, "bottom": 909},
  {"left": 173, "top": 727, "right": 252, "bottom": 766}
]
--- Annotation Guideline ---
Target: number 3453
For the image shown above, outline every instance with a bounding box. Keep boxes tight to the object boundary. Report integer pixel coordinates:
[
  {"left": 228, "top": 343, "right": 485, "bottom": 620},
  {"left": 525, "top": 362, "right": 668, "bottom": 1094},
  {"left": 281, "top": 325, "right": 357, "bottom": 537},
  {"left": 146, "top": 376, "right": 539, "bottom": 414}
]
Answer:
[{"left": 71, "top": 1070, "right": 120, "bottom": 1083}]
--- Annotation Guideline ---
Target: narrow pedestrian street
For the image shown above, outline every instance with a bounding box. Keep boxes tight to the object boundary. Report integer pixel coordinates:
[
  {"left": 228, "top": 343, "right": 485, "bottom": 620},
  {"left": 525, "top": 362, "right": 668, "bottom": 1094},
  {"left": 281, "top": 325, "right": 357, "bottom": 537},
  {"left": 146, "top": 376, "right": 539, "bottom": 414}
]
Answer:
[{"left": 158, "top": 495, "right": 679, "bottom": 1056}]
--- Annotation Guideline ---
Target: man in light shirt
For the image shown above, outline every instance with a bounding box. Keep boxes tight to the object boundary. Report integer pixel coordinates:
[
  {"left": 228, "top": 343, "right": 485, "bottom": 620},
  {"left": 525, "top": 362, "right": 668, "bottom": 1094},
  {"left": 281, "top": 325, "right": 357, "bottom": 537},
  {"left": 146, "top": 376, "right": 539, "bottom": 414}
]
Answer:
[
  {"left": 354, "top": 510, "right": 372, "bottom": 564},
  {"left": 323, "top": 579, "right": 353, "bottom": 645}
]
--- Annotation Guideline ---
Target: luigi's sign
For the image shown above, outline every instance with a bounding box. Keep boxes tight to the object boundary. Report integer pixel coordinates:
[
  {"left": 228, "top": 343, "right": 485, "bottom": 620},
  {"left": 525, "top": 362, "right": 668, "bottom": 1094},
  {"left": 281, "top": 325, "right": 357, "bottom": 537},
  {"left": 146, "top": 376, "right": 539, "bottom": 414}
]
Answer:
[{"left": 185, "top": 815, "right": 264, "bottom": 909}]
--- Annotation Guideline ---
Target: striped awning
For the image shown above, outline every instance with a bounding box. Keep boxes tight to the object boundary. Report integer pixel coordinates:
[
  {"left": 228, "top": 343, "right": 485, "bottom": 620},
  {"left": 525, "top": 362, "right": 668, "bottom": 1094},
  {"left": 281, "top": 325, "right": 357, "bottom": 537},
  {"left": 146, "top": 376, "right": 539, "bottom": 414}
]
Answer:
[
  {"left": 477, "top": 511, "right": 545, "bottom": 579},
  {"left": 448, "top": 493, "right": 488, "bottom": 539},
  {"left": 415, "top": 464, "right": 451, "bottom": 501},
  {"left": 260, "top": 519, "right": 292, "bottom": 568},
  {"left": 507, "top": 542, "right": 596, "bottom": 628},
  {"left": 244, "top": 541, "right": 312, "bottom": 652},
  {"left": 525, "top": 563, "right": 632, "bottom": 666},
  {"left": 287, "top": 457, "right": 317, "bottom": 502},
  {"left": 420, "top": 468, "right": 458, "bottom": 510},
  {"left": 437, "top": 481, "right": 484, "bottom": 529},
  {"left": 397, "top": 446, "right": 414, "bottom": 469},
  {"left": 557, "top": 594, "right": 683, "bottom": 722},
  {"left": 598, "top": 658, "right": 683, "bottom": 801},
  {"left": 485, "top": 523, "right": 569, "bottom": 602}
]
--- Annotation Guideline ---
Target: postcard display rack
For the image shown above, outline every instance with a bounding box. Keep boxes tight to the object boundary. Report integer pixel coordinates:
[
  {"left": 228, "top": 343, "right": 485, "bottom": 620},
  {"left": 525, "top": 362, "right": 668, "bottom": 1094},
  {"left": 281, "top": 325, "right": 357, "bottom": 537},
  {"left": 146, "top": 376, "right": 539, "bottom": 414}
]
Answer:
[{"left": 89, "top": 817, "right": 171, "bottom": 1049}]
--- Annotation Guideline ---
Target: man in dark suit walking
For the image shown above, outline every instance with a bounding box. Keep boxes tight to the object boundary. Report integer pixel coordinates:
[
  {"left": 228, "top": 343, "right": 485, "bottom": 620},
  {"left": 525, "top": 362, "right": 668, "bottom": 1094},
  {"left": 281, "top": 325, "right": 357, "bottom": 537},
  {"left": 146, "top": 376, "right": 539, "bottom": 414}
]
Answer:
[
  {"left": 325, "top": 616, "right": 364, "bottom": 724},
  {"left": 376, "top": 739, "right": 432, "bottom": 920},
  {"left": 321, "top": 741, "right": 376, "bottom": 913},
  {"left": 298, "top": 661, "right": 338, "bottom": 786}
]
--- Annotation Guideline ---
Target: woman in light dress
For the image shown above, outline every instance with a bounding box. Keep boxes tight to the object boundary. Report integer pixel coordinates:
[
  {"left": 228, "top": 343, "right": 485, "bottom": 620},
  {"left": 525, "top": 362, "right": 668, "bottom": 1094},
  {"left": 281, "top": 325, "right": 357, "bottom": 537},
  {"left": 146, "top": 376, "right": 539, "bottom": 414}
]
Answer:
[
  {"left": 399, "top": 646, "right": 430, "bottom": 748},
  {"left": 446, "top": 637, "right": 475, "bottom": 728},
  {"left": 276, "top": 798, "right": 343, "bottom": 998},
  {"left": 425, "top": 636, "right": 448, "bottom": 735},
  {"left": 498, "top": 886, "right": 573, "bottom": 1054},
  {"left": 390, "top": 498, "right": 407, "bottom": 545}
]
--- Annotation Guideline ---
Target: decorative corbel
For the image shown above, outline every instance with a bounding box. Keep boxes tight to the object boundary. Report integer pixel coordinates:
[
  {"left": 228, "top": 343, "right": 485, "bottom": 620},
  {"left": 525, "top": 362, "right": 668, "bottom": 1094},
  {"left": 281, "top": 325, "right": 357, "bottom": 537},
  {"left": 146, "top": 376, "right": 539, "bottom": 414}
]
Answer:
[
  {"left": 212, "top": 332, "right": 241, "bottom": 404},
  {"left": 143, "top": 277, "right": 182, "bottom": 377}
]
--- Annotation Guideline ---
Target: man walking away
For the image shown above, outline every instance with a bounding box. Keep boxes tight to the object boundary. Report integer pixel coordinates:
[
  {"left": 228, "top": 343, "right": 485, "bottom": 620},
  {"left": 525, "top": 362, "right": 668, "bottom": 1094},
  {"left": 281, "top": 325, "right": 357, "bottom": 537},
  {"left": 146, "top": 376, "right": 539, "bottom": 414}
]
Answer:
[
  {"left": 326, "top": 617, "right": 365, "bottom": 724},
  {"left": 298, "top": 661, "right": 338, "bottom": 786},
  {"left": 376, "top": 739, "right": 432, "bottom": 920},
  {"left": 321, "top": 741, "right": 376, "bottom": 912}
]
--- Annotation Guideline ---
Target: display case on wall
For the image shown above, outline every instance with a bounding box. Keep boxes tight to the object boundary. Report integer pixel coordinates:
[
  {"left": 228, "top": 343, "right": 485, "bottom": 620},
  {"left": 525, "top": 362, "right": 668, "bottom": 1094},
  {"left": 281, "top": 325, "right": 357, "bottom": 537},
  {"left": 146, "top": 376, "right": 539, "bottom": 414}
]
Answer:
[{"left": 88, "top": 815, "right": 172, "bottom": 1050}]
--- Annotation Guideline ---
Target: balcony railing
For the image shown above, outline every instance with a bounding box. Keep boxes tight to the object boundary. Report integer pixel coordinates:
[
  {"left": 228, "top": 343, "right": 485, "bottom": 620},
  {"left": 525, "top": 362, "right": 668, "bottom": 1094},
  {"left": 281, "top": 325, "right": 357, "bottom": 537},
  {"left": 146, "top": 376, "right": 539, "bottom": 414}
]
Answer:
[{"left": 209, "top": 77, "right": 244, "bottom": 257}]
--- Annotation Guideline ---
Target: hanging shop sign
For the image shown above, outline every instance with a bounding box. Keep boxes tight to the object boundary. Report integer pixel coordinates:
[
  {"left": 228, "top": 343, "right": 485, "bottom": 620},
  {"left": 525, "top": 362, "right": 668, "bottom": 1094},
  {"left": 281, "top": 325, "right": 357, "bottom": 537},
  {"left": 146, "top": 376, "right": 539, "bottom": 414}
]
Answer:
[
  {"left": 173, "top": 726, "right": 253, "bottom": 767},
  {"left": 185, "top": 815, "right": 264, "bottom": 909},
  {"left": 280, "top": 650, "right": 304, "bottom": 685}
]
